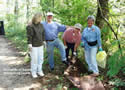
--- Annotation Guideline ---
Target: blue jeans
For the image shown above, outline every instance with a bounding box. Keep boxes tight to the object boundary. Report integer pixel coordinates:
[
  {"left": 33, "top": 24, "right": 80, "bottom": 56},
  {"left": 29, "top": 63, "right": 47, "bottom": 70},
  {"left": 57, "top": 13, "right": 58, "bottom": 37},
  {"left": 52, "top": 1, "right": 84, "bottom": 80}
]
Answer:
[
  {"left": 84, "top": 47, "right": 99, "bottom": 73},
  {"left": 47, "top": 38, "right": 66, "bottom": 69}
]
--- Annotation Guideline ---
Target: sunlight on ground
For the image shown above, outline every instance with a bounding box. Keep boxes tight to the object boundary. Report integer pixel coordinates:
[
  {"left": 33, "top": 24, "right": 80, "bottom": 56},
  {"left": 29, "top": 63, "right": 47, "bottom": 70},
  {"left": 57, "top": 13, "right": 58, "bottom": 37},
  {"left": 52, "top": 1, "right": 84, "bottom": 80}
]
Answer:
[
  {"left": 0, "top": 82, "right": 42, "bottom": 90},
  {"left": 0, "top": 56, "right": 23, "bottom": 65},
  {"left": 0, "top": 88, "right": 6, "bottom": 90},
  {"left": 0, "top": 82, "right": 41, "bottom": 90},
  {"left": 0, "top": 56, "right": 17, "bottom": 61}
]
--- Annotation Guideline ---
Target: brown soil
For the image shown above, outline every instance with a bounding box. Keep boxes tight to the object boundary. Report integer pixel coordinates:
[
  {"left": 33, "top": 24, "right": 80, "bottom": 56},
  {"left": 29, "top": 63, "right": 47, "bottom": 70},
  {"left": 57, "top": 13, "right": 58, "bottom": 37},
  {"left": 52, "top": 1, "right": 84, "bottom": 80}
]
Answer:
[{"left": 0, "top": 35, "right": 74, "bottom": 90}]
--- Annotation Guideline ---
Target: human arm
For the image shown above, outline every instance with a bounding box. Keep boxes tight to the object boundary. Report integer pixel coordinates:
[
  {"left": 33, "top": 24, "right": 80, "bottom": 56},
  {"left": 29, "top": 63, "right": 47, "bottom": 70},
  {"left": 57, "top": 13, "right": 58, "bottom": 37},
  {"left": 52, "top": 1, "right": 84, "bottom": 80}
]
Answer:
[
  {"left": 56, "top": 22, "right": 66, "bottom": 32},
  {"left": 73, "top": 42, "right": 80, "bottom": 56},
  {"left": 26, "top": 25, "right": 34, "bottom": 51},
  {"left": 96, "top": 27, "right": 102, "bottom": 51},
  {"left": 62, "top": 31, "right": 68, "bottom": 49},
  {"left": 26, "top": 26, "right": 34, "bottom": 44},
  {"left": 74, "top": 34, "right": 81, "bottom": 51},
  {"left": 42, "top": 25, "right": 45, "bottom": 41},
  {"left": 81, "top": 29, "right": 87, "bottom": 47}
]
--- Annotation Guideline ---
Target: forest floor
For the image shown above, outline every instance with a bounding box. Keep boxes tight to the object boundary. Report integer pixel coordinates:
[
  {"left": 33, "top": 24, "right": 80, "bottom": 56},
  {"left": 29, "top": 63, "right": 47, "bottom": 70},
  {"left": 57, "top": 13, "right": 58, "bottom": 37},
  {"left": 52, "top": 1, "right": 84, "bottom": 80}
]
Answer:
[{"left": 0, "top": 35, "right": 76, "bottom": 90}]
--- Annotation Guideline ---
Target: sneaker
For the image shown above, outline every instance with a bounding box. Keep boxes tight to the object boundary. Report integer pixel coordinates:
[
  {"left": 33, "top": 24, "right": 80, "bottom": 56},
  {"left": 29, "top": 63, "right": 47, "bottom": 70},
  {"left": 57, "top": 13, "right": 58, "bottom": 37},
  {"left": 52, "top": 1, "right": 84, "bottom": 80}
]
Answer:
[
  {"left": 62, "top": 61, "right": 70, "bottom": 66},
  {"left": 50, "top": 67, "right": 54, "bottom": 71},
  {"left": 38, "top": 72, "right": 44, "bottom": 76},
  {"left": 88, "top": 70, "right": 93, "bottom": 74},
  {"left": 90, "top": 73, "right": 99, "bottom": 77},
  {"left": 32, "top": 73, "right": 38, "bottom": 78}
]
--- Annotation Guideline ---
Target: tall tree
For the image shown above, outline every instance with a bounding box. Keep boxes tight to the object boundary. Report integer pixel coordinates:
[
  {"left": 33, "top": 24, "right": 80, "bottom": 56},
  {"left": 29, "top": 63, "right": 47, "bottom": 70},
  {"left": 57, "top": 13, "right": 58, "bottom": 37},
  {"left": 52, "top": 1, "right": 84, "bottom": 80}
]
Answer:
[
  {"left": 6, "top": 0, "right": 10, "bottom": 14},
  {"left": 14, "top": 0, "right": 18, "bottom": 21},
  {"left": 52, "top": 0, "right": 54, "bottom": 8},
  {"left": 26, "top": 0, "right": 30, "bottom": 23},
  {"left": 96, "top": 0, "right": 122, "bottom": 54},
  {"left": 14, "top": 0, "right": 18, "bottom": 16},
  {"left": 96, "top": 0, "right": 109, "bottom": 29},
  {"left": 6, "top": 0, "right": 10, "bottom": 21}
]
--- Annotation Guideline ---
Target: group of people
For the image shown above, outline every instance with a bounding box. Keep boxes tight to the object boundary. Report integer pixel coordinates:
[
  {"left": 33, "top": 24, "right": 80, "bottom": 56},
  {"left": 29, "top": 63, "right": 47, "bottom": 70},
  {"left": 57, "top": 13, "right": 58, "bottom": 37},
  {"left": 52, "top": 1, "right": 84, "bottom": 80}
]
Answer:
[{"left": 26, "top": 12, "right": 103, "bottom": 78}]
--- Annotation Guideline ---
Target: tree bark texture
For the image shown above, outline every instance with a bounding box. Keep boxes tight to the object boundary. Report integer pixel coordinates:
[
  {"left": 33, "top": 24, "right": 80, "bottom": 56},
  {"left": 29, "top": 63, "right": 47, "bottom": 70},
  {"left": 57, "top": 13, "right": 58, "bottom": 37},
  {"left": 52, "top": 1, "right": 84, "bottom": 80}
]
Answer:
[
  {"left": 14, "top": 0, "right": 18, "bottom": 16},
  {"left": 96, "top": 0, "right": 109, "bottom": 29},
  {"left": 26, "top": 0, "right": 30, "bottom": 23}
]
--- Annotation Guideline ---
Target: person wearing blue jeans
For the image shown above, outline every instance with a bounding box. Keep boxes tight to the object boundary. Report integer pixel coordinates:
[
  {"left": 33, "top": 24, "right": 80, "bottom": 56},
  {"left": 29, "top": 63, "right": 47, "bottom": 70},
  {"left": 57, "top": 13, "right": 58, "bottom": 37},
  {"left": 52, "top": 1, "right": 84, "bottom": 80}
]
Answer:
[
  {"left": 42, "top": 12, "right": 69, "bottom": 70},
  {"left": 81, "top": 15, "right": 103, "bottom": 76}
]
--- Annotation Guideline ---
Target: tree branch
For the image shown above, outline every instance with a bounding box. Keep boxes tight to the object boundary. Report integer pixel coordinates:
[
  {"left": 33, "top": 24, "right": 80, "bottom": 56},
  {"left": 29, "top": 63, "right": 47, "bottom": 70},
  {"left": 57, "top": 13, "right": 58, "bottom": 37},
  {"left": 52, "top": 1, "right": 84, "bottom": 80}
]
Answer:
[{"left": 97, "top": 0, "right": 123, "bottom": 56}]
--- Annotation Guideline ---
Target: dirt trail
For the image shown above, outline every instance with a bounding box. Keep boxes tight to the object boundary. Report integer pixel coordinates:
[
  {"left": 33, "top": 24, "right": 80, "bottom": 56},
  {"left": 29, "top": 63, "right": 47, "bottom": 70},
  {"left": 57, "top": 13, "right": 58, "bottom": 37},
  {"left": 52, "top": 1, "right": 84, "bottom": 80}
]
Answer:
[
  {"left": 0, "top": 35, "right": 46, "bottom": 90},
  {"left": 0, "top": 35, "right": 73, "bottom": 90}
]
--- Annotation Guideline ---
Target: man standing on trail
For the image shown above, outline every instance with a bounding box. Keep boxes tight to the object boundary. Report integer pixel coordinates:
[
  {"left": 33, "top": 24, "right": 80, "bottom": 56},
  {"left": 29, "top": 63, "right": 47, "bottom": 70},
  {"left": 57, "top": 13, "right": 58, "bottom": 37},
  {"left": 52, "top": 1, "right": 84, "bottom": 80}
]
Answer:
[
  {"left": 63, "top": 23, "right": 82, "bottom": 61},
  {"left": 42, "top": 12, "right": 69, "bottom": 71}
]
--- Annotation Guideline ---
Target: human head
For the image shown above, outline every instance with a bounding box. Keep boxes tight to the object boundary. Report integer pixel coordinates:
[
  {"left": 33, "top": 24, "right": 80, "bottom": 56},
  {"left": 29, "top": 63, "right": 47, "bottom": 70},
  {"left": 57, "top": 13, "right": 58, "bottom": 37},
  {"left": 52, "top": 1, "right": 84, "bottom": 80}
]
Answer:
[
  {"left": 87, "top": 15, "right": 95, "bottom": 27},
  {"left": 32, "top": 12, "right": 42, "bottom": 24},
  {"left": 46, "top": 12, "right": 54, "bottom": 22},
  {"left": 74, "top": 23, "right": 82, "bottom": 31}
]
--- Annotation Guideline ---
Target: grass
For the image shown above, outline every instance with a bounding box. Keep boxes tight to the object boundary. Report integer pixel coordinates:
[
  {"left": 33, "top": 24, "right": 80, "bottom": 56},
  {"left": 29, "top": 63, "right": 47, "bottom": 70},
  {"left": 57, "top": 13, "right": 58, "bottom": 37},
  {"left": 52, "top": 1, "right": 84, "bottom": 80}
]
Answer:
[{"left": 5, "top": 22, "right": 28, "bottom": 52}]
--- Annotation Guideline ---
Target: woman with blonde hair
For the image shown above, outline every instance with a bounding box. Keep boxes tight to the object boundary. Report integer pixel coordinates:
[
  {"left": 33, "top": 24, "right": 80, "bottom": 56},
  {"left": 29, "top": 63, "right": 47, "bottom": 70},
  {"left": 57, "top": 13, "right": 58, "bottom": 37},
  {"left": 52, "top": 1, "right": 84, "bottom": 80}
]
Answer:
[{"left": 26, "top": 13, "right": 45, "bottom": 78}]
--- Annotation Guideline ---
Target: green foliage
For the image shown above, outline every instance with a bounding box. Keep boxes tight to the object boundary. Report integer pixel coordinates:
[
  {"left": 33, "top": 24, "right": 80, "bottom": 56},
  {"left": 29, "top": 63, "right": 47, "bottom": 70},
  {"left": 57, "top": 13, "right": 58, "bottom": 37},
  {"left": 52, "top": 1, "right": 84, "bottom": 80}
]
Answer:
[
  {"left": 2, "top": 0, "right": 125, "bottom": 89},
  {"left": 40, "top": 0, "right": 53, "bottom": 12},
  {"left": 68, "top": 88, "right": 79, "bottom": 90},
  {"left": 54, "top": 0, "right": 97, "bottom": 27},
  {"left": 5, "top": 14, "right": 27, "bottom": 52},
  {"left": 111, "top": 87, "right": 119, "bottom": 90},
  {"left": 56, "top": 84, "right": 63, "bottom": 90},
  {"left": 107, "top": 48, "right": 125, "bottom": 78},
  {"left": 77, "top": 47, "right": 85, "bottom": 64},
  {"left": 97, "top": 75, "right": 104, "bottom": 81},
  {"left": 40, "top": 0, "right": 97, "bottom": 28},
  {"left": 6, "top": 25, "right": 27, "bottom": 51},
  {"left": 109, "top": 78, "right": 125, "bottom": 87},
  {"left": 121, "top": 67, "right": 125, "bottom": 74}
]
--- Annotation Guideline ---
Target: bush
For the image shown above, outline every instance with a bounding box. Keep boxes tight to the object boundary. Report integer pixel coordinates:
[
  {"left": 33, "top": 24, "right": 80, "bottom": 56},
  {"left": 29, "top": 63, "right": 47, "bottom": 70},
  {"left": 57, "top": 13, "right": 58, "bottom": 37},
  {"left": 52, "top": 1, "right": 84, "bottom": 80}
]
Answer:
[
  {"left": 5, "top": 20, "right": 27, "bottom": 52},
  {"left": 107, "top": 48, "right": 125, "bottom": 78}
]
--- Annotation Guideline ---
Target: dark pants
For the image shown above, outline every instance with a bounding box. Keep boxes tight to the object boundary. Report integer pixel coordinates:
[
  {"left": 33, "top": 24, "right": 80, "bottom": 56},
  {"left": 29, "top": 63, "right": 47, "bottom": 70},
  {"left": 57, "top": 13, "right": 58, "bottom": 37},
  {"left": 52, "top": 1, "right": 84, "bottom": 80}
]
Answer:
[{"left": 66, "top": 42, "right": 76, "bottom": 60}]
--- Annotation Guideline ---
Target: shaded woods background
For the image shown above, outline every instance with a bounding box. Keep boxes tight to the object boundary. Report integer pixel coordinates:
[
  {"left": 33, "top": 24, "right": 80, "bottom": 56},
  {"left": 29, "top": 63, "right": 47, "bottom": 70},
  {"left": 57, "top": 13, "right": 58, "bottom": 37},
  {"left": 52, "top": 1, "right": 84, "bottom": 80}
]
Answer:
[{"left": 0, "top": 0, "right": 125, "bottom": 89}]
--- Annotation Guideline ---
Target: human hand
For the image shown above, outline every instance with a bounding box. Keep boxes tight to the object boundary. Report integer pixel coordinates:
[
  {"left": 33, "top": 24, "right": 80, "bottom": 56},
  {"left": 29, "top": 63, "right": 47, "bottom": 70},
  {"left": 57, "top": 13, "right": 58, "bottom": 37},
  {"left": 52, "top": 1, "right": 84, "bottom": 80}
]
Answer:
[
  {"left": 73, "top": 51, "right": 77, "bottom": 56},
  {"left": 80, "top": 42, "right": 84, "bottom": 47},
  {"left": 64, "top": 46, "right": 67, "bottom": 49},
  {"left": 99, "top": 48, "right": 103, "bottom": 51},
  {"left": 43, "top": 41, "right": 46, "bottom": 45},
  {"left": 28, "top": 44, "right": 32, "bottom": 51},
  {"left": 43, "top": 41, "right": 47, "bottom": 48}
]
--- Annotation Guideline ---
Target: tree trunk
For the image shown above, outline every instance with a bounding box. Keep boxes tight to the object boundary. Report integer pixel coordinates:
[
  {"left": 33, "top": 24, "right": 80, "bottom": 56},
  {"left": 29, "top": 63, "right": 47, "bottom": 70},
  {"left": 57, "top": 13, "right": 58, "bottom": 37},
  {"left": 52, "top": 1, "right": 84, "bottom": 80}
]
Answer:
[
  {"left": 95, "top": 0, "right": 109, "bottom": 52},
  {"left": 14, "top": 0, "right": 18, "bottom": 16},
  {"left": 6, "top": 0, "right": 10, "bottom": 14},
  {"left": 14, "top": 0, "right": 18, "bottom": 29},
  {"left": 52, "top": 0, "right": 54, "bottom": 8},
  {"left": 6, "top": 0, "right": 10, "bottom": 21},
  {"left": 95, "top": 0, "right": 109, "bottom": 29},
  {"left": 26, "top": 0, "right": 30, "bottom": 23}
]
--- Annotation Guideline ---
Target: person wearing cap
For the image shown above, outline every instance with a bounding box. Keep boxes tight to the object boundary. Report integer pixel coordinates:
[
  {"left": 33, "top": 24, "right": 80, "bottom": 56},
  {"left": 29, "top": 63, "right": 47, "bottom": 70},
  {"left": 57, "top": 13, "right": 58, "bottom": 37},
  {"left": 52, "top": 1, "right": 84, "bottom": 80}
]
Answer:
[
  {"left": 81, "top": 15, "right": 103, "bottom": 76},
  {"left": 63, "top": 23, "right": 82, "bottom": 61},
  {"left": 42, "top": 12, "right": 69, "bottom": 71}
]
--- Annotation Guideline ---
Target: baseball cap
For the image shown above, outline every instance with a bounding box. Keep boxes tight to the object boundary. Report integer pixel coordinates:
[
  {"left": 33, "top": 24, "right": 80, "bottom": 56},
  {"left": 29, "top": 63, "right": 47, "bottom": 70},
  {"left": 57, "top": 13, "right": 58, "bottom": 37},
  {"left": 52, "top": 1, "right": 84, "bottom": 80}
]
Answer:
[{"left": 46, "top": 12, "right": 54, "bottom": 16}]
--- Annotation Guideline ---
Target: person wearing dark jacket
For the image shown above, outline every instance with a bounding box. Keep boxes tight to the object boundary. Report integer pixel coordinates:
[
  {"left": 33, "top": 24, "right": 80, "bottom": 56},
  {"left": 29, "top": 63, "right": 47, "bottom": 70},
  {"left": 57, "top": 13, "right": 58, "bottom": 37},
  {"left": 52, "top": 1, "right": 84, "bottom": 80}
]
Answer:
[{"left": 26, "top": 13, "right": 45, "bottom": 78}]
